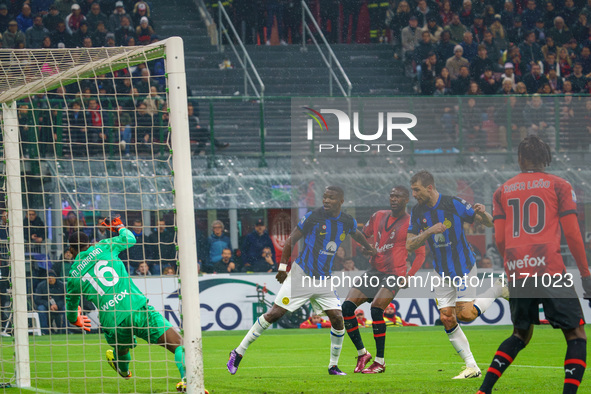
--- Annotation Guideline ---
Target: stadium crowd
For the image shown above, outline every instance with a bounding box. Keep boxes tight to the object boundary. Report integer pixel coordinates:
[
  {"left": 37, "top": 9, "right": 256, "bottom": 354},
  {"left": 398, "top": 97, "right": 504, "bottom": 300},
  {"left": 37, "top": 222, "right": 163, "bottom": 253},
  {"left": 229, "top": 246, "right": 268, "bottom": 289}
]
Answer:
[{"left": 0, "top": 0, "right": 157, "bottom": 49}]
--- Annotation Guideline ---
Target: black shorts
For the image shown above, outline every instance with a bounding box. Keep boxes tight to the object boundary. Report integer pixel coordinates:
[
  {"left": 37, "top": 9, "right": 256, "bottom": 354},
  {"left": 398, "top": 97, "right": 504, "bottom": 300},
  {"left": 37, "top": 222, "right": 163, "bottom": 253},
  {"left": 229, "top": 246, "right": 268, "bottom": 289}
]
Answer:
[
  {"left": 509, "top": 280, "right": 585, "bottom": 330},
  {"left": 353, "top": 267, "right": 400, "bottom": 300}
]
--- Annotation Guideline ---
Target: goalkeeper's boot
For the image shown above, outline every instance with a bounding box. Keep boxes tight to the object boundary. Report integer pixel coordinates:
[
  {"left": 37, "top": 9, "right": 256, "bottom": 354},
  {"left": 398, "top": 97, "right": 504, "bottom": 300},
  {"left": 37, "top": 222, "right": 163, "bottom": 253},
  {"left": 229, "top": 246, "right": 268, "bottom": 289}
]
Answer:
[
  {"left": 328, "top": 365, "right": 347, "bottom": 375},
  {"left": 354, "top": 351, "right": 372, "bottom": 373},
  {"left": 227, "top": 349, "right": 242, "bottom": 375},
  {"left": 175, "top": 379, "right": 209, "bottom": 393},
  {"left": 452, "top": 365, "right": 481, "bottom": 379},
  {"left": 106, "top": 350, "right": 132, "bottom": 379},
  {"left": 362, "top": 361, "right": 386, "bottom": 374}
]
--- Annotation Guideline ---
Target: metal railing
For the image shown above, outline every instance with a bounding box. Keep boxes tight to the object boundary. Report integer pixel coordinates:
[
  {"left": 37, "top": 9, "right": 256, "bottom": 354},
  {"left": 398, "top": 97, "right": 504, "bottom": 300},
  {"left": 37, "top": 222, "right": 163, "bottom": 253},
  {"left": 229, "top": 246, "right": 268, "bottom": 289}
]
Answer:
[
  {"left": 301, "top": 0, "right": 352, "bottom": 97},
  {"left": 216, "top": 1, "right": 266, "bottom": 166}
]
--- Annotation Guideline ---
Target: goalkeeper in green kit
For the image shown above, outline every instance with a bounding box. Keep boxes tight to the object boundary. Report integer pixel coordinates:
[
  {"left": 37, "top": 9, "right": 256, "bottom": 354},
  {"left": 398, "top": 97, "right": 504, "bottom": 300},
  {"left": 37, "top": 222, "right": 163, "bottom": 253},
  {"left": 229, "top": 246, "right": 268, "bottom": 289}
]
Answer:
[{"left": 66, "top": 217, "right": 189, "bottom": 392}]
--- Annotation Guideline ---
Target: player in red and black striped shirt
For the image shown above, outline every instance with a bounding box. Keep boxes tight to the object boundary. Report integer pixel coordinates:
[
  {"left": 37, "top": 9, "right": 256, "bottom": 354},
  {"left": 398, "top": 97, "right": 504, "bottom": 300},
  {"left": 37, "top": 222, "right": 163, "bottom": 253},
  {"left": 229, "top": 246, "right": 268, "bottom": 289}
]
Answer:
[
  {"left": 479, "top": 136, "right": 591, "bottom": 394},
  {"left": 342, "top": 186, "right": 426, "bottom": 374}
]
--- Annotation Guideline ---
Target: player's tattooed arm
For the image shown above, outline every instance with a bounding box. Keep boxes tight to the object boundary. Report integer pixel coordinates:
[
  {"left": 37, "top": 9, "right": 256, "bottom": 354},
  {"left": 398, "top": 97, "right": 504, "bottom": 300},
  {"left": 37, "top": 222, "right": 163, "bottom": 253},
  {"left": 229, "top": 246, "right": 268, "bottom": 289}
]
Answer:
[
  {"left": 350, "top": 229, "right": 377, "bottom": 256},
  {"left": 406, "top": 223, "right": 446, "bottom": 252},
  {"left": 473, "top": 203, "right": 493, "bottom": 227}
]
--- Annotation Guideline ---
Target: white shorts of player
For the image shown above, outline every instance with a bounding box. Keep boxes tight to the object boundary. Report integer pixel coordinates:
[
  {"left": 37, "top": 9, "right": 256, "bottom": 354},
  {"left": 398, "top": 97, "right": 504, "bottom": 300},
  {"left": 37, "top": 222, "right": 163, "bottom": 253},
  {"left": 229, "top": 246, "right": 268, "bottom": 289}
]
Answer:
[
  {"left": 274, "top": 263, "right": 341, "bottom": 313},
  {"left": 434, "top": 265, "right": 477, "bottom": 309}
]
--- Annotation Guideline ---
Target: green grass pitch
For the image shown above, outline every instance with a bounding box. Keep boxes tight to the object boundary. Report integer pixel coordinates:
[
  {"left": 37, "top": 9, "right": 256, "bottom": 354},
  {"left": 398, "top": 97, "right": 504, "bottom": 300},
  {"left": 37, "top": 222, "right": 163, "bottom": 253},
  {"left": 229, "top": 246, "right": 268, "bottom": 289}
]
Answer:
[{"left": 2, "top": 324, "right": 589, "bottom": 393}]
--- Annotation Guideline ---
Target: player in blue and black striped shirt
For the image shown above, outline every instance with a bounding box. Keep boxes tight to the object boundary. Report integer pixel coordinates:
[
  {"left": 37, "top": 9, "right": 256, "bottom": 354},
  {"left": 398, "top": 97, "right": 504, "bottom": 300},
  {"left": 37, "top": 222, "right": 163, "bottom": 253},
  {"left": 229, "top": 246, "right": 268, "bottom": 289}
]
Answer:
[
  {"left": 227, "top": 186, "right": 376, "bottom": 376},
  {"left": 406, "top": 170, "right": 507, "bottom": 380}
]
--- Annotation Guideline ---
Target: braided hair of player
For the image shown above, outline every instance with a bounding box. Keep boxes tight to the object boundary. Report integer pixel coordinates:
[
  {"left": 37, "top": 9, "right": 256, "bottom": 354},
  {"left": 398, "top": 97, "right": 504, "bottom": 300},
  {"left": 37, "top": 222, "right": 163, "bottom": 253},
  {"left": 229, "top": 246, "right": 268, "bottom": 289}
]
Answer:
[{"left": 517, "top": 135, "right": 552, "bottom": 169}]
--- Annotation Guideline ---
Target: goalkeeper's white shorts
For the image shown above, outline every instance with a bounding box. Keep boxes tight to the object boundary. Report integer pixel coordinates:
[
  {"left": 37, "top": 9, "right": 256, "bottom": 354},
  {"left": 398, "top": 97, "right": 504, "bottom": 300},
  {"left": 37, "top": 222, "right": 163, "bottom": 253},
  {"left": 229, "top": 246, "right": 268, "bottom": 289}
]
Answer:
[{"left": 274, "top": 263, "right": 341, "bottom": 314}]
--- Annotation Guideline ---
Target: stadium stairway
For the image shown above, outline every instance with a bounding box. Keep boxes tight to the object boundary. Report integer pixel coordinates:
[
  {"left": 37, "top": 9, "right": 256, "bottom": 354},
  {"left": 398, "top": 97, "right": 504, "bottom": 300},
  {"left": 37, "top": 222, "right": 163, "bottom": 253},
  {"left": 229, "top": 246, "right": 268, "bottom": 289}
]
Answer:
[{"left": 154, "top": 0, "right": 412, "bottom": 156}]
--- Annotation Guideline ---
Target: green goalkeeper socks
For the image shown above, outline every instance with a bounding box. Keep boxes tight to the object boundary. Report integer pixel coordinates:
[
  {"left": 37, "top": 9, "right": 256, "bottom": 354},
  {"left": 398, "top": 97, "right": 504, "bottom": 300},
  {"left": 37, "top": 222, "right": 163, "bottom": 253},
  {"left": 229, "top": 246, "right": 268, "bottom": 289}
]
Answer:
[
  {"left": 116, "top": 351, "right": 131, "bottom": 373},
  {"left": 174, "top": 346, "right": 186, "bottom": 379}
]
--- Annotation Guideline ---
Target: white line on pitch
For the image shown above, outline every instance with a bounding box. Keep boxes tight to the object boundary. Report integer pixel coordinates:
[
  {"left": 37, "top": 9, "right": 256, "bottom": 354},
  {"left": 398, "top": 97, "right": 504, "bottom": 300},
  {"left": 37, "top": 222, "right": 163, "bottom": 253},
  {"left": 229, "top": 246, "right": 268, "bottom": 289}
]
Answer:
[{"left": 29, "top": 387, "right": 65, "bottom": 394}]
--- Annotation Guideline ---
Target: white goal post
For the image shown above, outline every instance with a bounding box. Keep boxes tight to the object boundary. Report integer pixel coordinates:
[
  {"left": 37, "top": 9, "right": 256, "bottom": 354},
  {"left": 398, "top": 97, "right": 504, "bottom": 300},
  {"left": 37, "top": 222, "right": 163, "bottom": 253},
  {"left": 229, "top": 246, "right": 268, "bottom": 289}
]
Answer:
[{"left": 0, "top": 37, "right": 204, "bottom": 393}]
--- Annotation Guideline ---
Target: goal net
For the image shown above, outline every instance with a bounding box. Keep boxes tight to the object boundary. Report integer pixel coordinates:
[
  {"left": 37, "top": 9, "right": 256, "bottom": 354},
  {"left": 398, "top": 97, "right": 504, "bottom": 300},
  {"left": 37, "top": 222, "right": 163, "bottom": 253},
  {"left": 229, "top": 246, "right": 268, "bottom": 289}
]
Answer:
[{"left": 0, "top": 38, "right": 203, "bottom": 393}]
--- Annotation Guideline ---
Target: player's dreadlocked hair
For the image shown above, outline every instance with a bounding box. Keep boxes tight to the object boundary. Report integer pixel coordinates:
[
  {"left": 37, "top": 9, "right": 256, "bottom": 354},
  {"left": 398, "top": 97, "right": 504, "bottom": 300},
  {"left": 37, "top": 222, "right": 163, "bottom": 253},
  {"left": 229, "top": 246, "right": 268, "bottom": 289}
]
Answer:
[{"left": 517, "top": 135, "right": 552, "bottom": 168}]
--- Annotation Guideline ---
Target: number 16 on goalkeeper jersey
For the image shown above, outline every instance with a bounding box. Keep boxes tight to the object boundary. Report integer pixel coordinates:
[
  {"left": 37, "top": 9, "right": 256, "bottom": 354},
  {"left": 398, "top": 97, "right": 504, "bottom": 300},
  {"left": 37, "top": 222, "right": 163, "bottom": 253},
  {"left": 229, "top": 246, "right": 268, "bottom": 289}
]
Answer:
[{"left": 65, "top": 218, "right": 200, "bottom": 393}]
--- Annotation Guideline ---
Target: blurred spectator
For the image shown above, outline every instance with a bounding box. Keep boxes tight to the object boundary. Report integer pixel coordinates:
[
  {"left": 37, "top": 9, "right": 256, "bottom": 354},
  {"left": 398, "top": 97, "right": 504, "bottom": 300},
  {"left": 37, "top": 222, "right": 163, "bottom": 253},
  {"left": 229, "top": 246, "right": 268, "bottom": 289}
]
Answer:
[
  {"left": 241, "top": 219, "right": 275, "bottom": 269},
  {"left": 115, "top": 15, "right": 136, "bottom": 46},
  {"left": 92, "top": 221, "right": 110, "bottom": 243},
  {"left": 572, "top": 14, "right": 589, "bottom": 44},
  {"left": 413, "top": 0, "right": 437, "bottom": 28},
  {"left": 16, "top": 4, "right": 33, "bottom": 33},
  {"left": 213, "top": 248, "right": 236, "bottom": 273},
  {"left": 547, "top": 16, "right": 572, "bottom": 47},
  {"left": 445, "top": 13, "right": 467, "bottom": 44},
  {"left": 436, "top": 30, "right": 456, "bottom": 64},
  {"left": 515, "top": 81, "right": 528, "bottom": 94},
  {"left": 133, "top": 2, "right": 153, "bottom": 29},
  {"left": 522, "top": 0, "right": 542, "bottom": 31},
  {"left": 389, "top": 1, "right": 411, "bottom": 41},
  {"left": 478, "top": 67, "right": 499, "bottom": 94},
  {"left": 523, "top": 63, "right": 548, "bottom": 93},
  {"left": 566, "top": 63, "right": 588, "bottom": 92},
  {"left": 91, "top": 20, "right": 108, "bottom": 46},
  {"left": 122, "top": 218, "right": 147, "bottom": 274},
  {"left": 332, "top": 246, "right": 348, "bottom": 271},
  {"left": 533, "top": 18, "right": 546, "bottom": 44},
  {"left": 53, "top": 250, "right": 74, "bottom": 280},
  {"left": 542, "top": 52, "right": 558, "bottom": 74},
  {"left": 446, "top": 45, "right": 469, "bottom": 79},
  {"left": 300, "top": 313, "right": 331, "bottom": 329},
  {"left": 0, "top": 5, "right": 9, "bottom": 33},
  {"left": 207, "top": 220, "right": 231, "bottom": 271},
  {"left": 65, "top": 3, "right": 85, "bottom": 35},
  {"left": 105, "top": 32, "right": 115, "bottom": 46},
  {"left": 479, "top": 256, "right": 493, "bottom": 268},
  {"left": 415, "top": 30, "right": 435, "bottom": 64},
  {"left": 577, "top": 46, "right": 591, "bottom": 74},
  {"left": 541, "top": 36, "right": 559, "bottom": 59},
  {"left": 147, "top": 218, "right": 176, "bottom": 274},
  {"left": 72, "top": 21, "right": 91, "bottom": 47},
  {"left": 460, "top": 31, "right": 478, "bottom": 61},
  {"left": 342, "top": 258, "right": 357, "bottom": 271},
  {"left": 459, "top": 0, "right": 475, "bottom": 28},
  {"left": 135, "top": 101, "right": 153, "bottom": 148},
  {"left": 108, "top": 1, "right": 128, "bottom": 32},
  {"left": 86, "top": 2, "right": 108, "bottom": 32},
  {"left": 489, "top": 15, "right": 507, "bottom": 50},
  {"left": 482, "top": 30, "right": 501, "bottom": 63},
  {"left": 439, "top": 67, "right": 452, "bottom": 89},
  {"left": 470, "top": 44, "right": 496, "bottom": 79},
  {"left": 519, "top": 31, "right": 544, "bottom": 68},
  {"left": 135, "top": 261, "right": 151, "bottom": 276},
  {"left": 54, "top": 0, "right": 78, "bottom": 17},
  {"left": 501, "top": 62, "right": 520, "bottom": 89},
  {"left": 543, "top": 1, "right": 558, "bottom": 28},
  {"left": 25, "top": 14, "right": 48, "bottom": 48},
  {"left": 252, "top": 246, "right": 276, "bottom": 273},
  {"left": 434, "top": 77, "right": 451, "bottom": 95},
  {"left": 481, "top": 106, "right": 503, "bottom": 149},
  {"left": 3, "top": 20, "right": 26, "bottom": 49},
  {"left": 24, "top": 210, "right": 45, "bottom": 245},
  {"left": 163, "top": 265, "right": 176, "bottom": 275},
  {"left": 355, "top": 309, "right": 368, "bottom": 327},
  {"left": 136, "top": 16, "right": 154, "bottom": 45},
  {"left": 482, "top": 5, "right": 495, "bottom": 26},
  {"left": 420, "top": 52, "right": 440, "bottom": 95},
  {"left": 523, "top": 94, "right": 555, "bottom": 147},
  {"left": 562, "top": 0, "right": 578, "bottom": 27},
  {"left": 547, "top": 68, "right": 563, "bottom": 92},
  {"left": 507, "top": 16, "right": 525, "bottom": 47},
  {"left": 425, "top": 16, "right": 443, "bottom": 43},
  {"left": 34, "top": 270, "right": 66, "bottom": 335},
  {"left": 559, "top": 93, "right": 576, "bottom": 149},
  {"left": 43, "top": 5, "right": 64, "bottom": 32},
  {"left": 500, "top": 2, "right": 515, "bottom": 31},
  {"left": 439, "top": 0, "right": 453, "bottom": 27},
  {"left": 451, "top": 65, "right": 471, "bottom": 94},
  {"left": 463, "top": 97, "right": 483, "bottom": 150},
  {"left": 143, "top": 86, "right": 163, "bottom": 116},
  {"left": 63, "top": 211, "right": 90, "bottom": 244},
  {"left": 401, "top": 15, "right": 422, "bottom": 67},
  {"left": 51, "top": 21, "right": 73, "bottom": 48},
  {"left": 498, "top": 78, "right": 516, "bottom": 94},
  {"left": 470, "top": 14, "right": 485, "bottom": 44}
]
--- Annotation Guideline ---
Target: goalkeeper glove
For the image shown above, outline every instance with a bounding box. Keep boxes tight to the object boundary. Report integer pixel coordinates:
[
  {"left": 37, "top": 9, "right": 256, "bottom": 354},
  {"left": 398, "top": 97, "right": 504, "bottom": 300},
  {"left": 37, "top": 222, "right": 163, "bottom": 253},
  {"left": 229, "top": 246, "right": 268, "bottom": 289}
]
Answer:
[
  {"left": 100, "top": 217, "right": 125, "bottom": 233},
  {"left": 73, "top": 306, "right": 91, "bottom": 332},
  {"left": 582, "top": 276, "right": 591, "bottom": 299}
]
